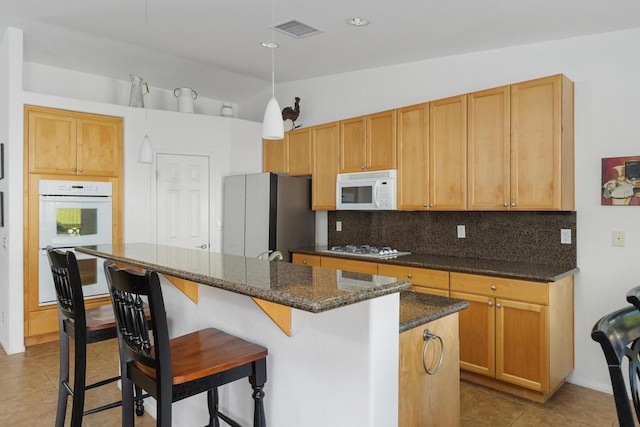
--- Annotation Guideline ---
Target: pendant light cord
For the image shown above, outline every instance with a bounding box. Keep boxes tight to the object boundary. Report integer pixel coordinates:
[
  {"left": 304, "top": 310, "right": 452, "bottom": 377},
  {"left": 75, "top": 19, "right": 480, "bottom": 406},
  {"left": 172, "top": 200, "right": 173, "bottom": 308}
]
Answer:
[
  {"left": 145, "top": 0, "right": 149, "bottom": 121},
  {"left": 271, "top": 0, "right": 275, "bottom": 97}
]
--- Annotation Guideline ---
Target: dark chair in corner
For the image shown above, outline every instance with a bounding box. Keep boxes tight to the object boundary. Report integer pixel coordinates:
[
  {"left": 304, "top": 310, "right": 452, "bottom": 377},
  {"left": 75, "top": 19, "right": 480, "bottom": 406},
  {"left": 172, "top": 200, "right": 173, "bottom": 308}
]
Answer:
[
  {"left": 103, "top": 260, "right": 269, "bottom": 427},
  {"left": 46, "top": 246, "right": 146, "bottom": 427},
  {"left": 591, "top": 305, "right": 640, "bottom": 427}
]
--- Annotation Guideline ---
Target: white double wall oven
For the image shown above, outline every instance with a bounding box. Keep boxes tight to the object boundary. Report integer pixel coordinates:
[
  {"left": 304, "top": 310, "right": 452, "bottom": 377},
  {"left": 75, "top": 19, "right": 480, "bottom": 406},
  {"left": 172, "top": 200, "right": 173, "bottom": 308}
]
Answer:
[{"left": 38, "top": 180, "right": 113, "bottom": 305}]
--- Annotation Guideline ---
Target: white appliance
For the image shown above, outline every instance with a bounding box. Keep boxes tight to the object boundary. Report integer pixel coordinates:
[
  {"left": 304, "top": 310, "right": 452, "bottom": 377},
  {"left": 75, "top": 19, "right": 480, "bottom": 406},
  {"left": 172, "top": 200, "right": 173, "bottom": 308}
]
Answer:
[
  {"left": 223, "top": 173, "right": 315, "bottom": 262},
  {"left": 336, "top": 169, "right": 397, "bottom": 210},
  {"left": 38, "top": 180, "right": 113, "bottom": 305}
]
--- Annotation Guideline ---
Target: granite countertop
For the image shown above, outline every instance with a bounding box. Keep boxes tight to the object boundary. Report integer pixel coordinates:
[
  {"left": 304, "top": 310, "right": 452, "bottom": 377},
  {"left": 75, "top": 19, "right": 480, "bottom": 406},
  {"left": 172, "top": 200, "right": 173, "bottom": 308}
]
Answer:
[
  {"left": 293, "top": 246, "right": 578, "bottom": 282},
  {"left": 399, "top": 291, "right": 469, "bottom": 333},
  {"left": 76, "top": 243, "right": 411, "bottom": 313}
]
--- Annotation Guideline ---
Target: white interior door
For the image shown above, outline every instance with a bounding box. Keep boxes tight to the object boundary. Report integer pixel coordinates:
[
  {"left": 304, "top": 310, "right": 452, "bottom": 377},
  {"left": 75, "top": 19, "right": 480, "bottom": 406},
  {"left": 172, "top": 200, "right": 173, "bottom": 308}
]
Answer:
[{"left": 156, "top": 154, "right": 210, "bottom": 251}]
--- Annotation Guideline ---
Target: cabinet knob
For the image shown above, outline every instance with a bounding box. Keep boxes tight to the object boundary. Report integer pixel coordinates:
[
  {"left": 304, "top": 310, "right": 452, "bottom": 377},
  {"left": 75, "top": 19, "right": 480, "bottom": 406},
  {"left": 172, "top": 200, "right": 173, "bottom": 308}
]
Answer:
[
  {"left": 407, "top": 273, "right": 412, "bottom": 279},
  {"left": 487, "top": 301, "right": 493, "bottom": 307},
  {"left": 422, "top": 329, "right": 444, "bottom": 375},
  {"left": 490, "top": 285, "right": 496, "bottom": 291},
  {"left": 303, "top": 260, "right": 307, "bottom": 264},
  {"left": 429, "top": 203, "right": 434, "bottom": 208},
  {"left": 511, "top": 202, "right": 516, "bottom": 207},
  {"left": 496, "top": 303, "right": 502, "bottom": 309},
  {"left": 72, "top": 168, "right": 77, "bottom": 172},
  {"left": 503, "top": 202, "right": 508, "bottom": 207},
  {"left": 423, "top": 203, "right": 428, "bottom": 207},
  {"left": 77, "top": 169, "right": 83, "bottom": 173},
  {"left": 361, "top": 166, "right": 366, "bottom": 170}
]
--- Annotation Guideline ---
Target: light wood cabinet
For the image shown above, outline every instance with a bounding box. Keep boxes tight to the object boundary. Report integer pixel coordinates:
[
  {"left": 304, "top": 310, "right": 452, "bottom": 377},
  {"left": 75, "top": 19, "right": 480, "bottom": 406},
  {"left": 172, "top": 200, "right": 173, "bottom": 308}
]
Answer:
[
  {"left": 467, "top": 86, "right": 511, "bottom": 210},
  {"left": 287, "top": 127, "right": 312, "bottom": 176},
  {"left": 468, "top": 75, "right": 574, "bottom": 211},
  {"left": 510, "top": 74, "right": 574, "bottom": 210},
  {"left": 340, "top": 110, "right": 396, "bottom": 173},
  {"left": 262, "top": 138, "right": 288, "bottom": 174},
  {"left": 292, "top": 253, "right": 321, "bottom": 267},
  {"left": 320, "top": 256, "right": 378, "bottom": 274},
  {"left": 312, "top": 121, "right": 340, "bottom": 210},
  {"left": 450, "top": 272, "right": 574, "bottom": 401},
  {"left": 397, "top": 103, "right": 430, "bottom": 210},
  {"left": 378, "top": 264, "right": 449, "bottom": 297},
  {"left": 399, "top": 313, "right": 460, "bottom": 427},
  {"left": 27, "top": 106, "right": 122, "bottom": 177},
  {"left": 429, "top": 95, "right": 467, "bottom": 210}
]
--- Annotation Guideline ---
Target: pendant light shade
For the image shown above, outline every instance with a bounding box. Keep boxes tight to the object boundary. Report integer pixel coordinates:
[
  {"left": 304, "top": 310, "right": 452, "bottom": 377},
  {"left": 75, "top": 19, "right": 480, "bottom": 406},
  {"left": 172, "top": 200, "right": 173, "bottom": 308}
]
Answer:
[
  {"left": 138, "top": 134, "right": 153, "bottom": 163},
  {"left": 262, "top": 96, "right": 284, "bottom": 140}
]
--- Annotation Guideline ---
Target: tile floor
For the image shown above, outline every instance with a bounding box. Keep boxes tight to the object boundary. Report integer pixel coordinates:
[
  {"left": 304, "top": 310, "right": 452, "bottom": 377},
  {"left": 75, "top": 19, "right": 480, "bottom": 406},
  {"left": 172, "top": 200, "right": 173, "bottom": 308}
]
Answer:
[{"left": 0, "top": 338, "right": 625, "bottom": 426}]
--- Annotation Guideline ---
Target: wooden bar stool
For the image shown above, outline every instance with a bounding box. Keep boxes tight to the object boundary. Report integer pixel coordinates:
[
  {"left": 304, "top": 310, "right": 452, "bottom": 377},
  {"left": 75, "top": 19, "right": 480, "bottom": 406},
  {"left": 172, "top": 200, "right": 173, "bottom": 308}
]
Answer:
[
  {"left": 103, "top": 260, "right": 269, "bottom": 427},
  {"left": 46, "top": 247, "right": 146, "bottom": 427}
]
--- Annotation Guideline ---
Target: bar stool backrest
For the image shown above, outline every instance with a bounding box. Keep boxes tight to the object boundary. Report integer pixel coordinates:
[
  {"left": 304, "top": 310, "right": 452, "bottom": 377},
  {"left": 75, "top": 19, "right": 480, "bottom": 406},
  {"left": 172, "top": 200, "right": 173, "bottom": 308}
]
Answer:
[
  {"left": 104, "top": 261, "right": 172, "bottom": 391},
  {"left": 47, "top": 246, "right": 87, "bottom": 332},
  {"left": 591, "top": 306, "right": 640, "bottom": 427}
]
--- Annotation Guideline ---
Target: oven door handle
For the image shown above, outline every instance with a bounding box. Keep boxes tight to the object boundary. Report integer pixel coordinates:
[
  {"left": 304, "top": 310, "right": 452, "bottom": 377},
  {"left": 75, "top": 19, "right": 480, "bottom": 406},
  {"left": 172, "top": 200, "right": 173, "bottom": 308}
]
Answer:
[{"left": 40, "top": 195, "right": 112, "bottom": 203}]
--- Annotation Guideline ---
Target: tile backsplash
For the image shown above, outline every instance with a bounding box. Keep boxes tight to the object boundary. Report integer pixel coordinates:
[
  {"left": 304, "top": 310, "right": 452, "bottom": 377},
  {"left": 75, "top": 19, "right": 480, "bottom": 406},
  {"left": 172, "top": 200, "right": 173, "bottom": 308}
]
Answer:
[{"left": 328, "top": 211, "right": 577, "bottom": 267}]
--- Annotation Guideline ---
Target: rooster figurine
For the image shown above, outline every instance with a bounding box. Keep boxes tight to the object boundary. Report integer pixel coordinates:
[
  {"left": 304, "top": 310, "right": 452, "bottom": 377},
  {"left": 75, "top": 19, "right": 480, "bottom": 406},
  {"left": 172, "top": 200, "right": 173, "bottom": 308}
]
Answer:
[{"left": 282, "top": 97, "right": 301, "bottom": 129}]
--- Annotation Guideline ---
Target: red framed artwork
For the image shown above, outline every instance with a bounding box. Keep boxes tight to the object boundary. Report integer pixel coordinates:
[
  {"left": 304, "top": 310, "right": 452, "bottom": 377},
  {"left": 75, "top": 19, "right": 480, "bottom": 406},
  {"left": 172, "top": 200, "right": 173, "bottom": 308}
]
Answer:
[{"left": 602, "top": 156, "right": 640, "bottom": 205}]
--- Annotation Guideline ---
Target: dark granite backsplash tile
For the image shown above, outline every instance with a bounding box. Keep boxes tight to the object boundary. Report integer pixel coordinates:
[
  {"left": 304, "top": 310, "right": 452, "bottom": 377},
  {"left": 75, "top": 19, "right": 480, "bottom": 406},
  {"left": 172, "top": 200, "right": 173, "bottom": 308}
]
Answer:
[{"left": 328, "top": 211, "right": 576, "bottom": 267}]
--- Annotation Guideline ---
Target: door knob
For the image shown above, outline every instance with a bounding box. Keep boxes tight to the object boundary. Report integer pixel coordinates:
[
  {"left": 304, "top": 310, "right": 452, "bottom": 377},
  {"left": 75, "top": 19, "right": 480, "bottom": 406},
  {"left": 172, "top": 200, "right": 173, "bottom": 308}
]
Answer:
[{"left": 196, "top": 244, "right": 208, "bottom": 249}]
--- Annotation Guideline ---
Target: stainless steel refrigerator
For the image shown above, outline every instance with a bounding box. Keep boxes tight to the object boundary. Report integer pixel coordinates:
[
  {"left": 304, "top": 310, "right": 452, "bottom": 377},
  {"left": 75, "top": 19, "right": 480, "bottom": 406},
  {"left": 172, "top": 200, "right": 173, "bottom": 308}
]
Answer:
[{"left": 223, "top": 173, "right": 315, "bottom": 262}]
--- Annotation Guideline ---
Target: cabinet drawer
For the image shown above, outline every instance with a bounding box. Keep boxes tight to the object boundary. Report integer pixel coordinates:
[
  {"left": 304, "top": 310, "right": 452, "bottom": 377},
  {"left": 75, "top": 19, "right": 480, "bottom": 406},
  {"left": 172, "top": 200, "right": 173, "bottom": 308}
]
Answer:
[
  {"left": 450, "top": 272, "right": 548, "bottom": 305},
  {"left": 292, "top": 253, "right": 321, "bottom": 267},
  {"left": 320, "top": 256, "right": 378, "bottom": 274},
  {"left": 413, "top": 286, "right": 449, "bottom": 297},
  {"left": 378, "top": 264, "right": 449, "bottom": 290}
]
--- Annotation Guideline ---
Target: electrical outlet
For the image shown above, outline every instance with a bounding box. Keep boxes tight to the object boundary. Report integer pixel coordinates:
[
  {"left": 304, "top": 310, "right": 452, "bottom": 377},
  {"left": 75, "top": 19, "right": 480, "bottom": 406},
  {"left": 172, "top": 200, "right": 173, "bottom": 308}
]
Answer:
[
  {"left": 457, "top": 225, "right": 466, "bottom": 238},
  {"left": 561, "top": 229, "right": 571, "bottom": 245},
  {"left": 336, "top": 221, "right": 342, "bottom": 232},
  {"left": 613, "top": 231, "right": 625, "bottom": 247}
]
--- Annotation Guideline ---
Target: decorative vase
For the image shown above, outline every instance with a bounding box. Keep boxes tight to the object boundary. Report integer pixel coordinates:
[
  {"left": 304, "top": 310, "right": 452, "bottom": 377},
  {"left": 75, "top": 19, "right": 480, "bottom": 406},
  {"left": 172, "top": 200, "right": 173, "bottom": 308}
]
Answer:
[
  {"left": 129, "top": 74, "right": 146, "bottom": 108},
  {"left": 220, "top": 103, "right": 234, "bottom": 118},
  {"left": 174, "top": 87, "right": 198, "bottom": 113}
]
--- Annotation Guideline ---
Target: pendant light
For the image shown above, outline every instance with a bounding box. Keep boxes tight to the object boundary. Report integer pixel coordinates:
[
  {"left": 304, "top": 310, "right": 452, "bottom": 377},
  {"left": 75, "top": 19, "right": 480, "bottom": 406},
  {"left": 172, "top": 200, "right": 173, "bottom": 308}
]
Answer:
[
  {"left": 138, "top": 0, "right": 153, "bottom": 163},
  {"left": 262, "top": 1, "right": 284, "bottom": 140}
]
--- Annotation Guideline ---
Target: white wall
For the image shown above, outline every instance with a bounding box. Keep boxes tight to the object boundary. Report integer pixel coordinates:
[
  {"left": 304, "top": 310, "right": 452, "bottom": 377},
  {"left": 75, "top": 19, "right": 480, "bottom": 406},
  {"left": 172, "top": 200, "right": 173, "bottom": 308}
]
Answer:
[
  {"left": 0, "top": 28, "right": 25, "bottom": 354},
  {"left": 250, "top": 28, "right": 640, "bottom": 393}
]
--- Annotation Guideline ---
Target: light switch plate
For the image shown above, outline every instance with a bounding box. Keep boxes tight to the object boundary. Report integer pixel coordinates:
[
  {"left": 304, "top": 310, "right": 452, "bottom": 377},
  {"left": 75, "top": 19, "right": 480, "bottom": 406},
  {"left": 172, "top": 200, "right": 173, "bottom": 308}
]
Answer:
[
  {"left": 613, "top": 231, "right": 625, "bottom": 247},
  {"left": 560, "top": 229, "right": 571, "bottom": 245},
  {"left": 457, "top": 225, "right": 466, "bottom": 238},
  {"left": 336, "top": 221, "right": 342, "bottom": 232}
]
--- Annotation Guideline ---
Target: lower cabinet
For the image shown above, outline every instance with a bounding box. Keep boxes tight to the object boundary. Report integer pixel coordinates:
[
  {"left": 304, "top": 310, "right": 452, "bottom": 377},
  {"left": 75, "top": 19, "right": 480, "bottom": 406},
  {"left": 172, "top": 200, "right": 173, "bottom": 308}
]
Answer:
[
  {"left": 319, "top": 256, "right": 378, "bottom": 274},
  {"left": 399, "top": 313, "right": 460, "bottom": 427},
  {"left": 378, "top": 264, "right": 449, "bottom": 297},
  {"left": 292, "top": 253, "right": 321, "bottom": 267},
  {"left": 450, "top": 272, "right": 574, "bottom": 401}
]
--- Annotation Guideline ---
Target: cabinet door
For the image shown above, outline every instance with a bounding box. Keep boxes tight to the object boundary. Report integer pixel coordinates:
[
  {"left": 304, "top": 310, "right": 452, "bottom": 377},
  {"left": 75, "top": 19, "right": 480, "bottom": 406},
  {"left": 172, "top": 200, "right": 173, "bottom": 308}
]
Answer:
[
  {"left": 377, "top": 263, "right": 448, "bottom": 291},
  {"left": 262, "top": 138, "right": 288, "bottom": 173},
  {"left": 312, "top": 122, "right": 340, "bottom": 210},
  {"left": 450, "top": 291, "right": 495, "bottom": 377},
  {"left": 399, "top": 313, "right": 460, "bottom": 427},
  {"left": 495, "top": 298, "right": 548, "bottom": 392},
  {"left": 287, "top": 128, "right": 312, "bottom": 176},
  {"left": 367, "top": 110, "right": 397, "bottom": 171},
  {"left": 27, "top": 108, "right": 77, "bottom": 174},
  {"left": 510, "top": 74, "right": 574, "bottom": 210},
  {"left": 292, "top": 253, "right": 321, "bottom": 267},
  {"left": 320, "top": 256, "right": 377, "bottom": 274},
  {"left": 397, "top": 103, "right": 429, "bottom": 210},
  {"left": 429, "top": 95, "right": 467, "bottom": 210},
  {"left": 468, "top": 86, "right": 511, "bottom": 210},
  {"left": 76, "top": 115, "right": 122, "bottom": 177},
  {"left": 340, "top": 116, "right": 366, "bottom": 172}
]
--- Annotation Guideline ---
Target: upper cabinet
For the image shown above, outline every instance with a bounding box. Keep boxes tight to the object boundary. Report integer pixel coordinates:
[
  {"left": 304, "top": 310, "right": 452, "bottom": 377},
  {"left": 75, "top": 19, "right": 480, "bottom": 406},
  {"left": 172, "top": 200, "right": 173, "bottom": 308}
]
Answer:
[
  {"left": 262, "top": 138, "right": 288, "bottom": 174},
  {"left": 429, "top": 95, "right": 467, "bottom": 211},
  {"left": 510, "top": 75, "right": 574, "bottom": 211},
  {"left": 468, "top": 75, "right": 574, "bottom": 211},
  {"left": 340, "top": 110, "right": 396, "bottom": 173},
  {"left": 467, "top": 86, "right": 511, "bottom": 210},
  {"left": 27, "top": 106, "right": 122, "bottom": 177},
  {"left": 312, "top": 121, "right": 340, "bottom": 210},
  {"left": 287, "top": 127, "right": 313, "bottom": 176},
  {"left": 397, "top": 103, "right": 429, "bottom": 210}
]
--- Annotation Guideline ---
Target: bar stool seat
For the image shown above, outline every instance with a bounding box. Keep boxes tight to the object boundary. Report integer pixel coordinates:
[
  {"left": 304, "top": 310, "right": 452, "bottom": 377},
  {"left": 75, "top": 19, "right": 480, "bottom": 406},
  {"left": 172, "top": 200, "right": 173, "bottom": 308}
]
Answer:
[
  {"left": 46, "top": 247, "right": 148, "bottom": 427},
  {"left": 104, "top": 261, "right": 268, "bottom": 427}
]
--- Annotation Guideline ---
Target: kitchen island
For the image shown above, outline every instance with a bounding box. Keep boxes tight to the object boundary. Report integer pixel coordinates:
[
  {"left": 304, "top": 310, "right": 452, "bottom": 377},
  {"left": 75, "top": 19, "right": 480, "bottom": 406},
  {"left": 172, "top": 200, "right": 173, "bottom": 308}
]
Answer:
[{"left": 77, "top": 243, "right": 466, "bottom": 426}]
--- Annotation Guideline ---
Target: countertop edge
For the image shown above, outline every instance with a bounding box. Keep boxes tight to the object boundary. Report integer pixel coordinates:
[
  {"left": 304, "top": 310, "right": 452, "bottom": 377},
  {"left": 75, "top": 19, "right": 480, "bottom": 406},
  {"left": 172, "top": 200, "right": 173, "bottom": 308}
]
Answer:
[{"left": 399, "top": 291, "right": 469, "bottom": 333}]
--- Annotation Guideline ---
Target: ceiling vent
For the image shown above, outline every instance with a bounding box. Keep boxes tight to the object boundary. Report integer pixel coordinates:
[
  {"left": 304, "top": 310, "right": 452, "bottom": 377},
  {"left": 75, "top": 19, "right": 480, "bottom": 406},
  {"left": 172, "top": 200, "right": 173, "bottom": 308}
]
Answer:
[{"left": 275, "top": 20, "right": 323, "bottom": 39}]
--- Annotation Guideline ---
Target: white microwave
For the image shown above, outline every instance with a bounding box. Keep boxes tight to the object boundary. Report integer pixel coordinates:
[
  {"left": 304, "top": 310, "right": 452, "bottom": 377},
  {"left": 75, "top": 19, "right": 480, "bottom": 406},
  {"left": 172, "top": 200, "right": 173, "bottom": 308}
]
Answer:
[{"left": 336, "top": 169, "right": 397, "bottom": 210}]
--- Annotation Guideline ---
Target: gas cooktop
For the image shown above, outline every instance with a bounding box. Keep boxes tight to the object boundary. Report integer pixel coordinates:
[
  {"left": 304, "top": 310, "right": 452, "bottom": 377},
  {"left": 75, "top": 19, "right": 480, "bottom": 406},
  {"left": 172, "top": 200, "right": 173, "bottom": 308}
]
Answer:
[{"left": 323, "top": 245, "right": 411, "bottom": 259}]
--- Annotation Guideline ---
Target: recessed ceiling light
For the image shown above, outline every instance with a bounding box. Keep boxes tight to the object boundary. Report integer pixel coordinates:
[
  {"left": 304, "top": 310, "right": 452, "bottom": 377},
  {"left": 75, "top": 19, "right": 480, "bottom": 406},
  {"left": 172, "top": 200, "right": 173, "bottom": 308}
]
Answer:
[
  {"left": 261, "top": 41, "right": 279, "bottom": 49},
  {"left": 346, "top": 17, "right": 369, "bottom": 26}
]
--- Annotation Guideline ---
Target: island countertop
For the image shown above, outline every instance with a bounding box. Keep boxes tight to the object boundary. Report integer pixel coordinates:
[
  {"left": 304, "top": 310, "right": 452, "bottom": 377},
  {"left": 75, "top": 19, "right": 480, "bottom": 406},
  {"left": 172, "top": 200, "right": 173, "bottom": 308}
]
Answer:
[{"left": 77, "top": 243, "right": 411, "bottom": 313}]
